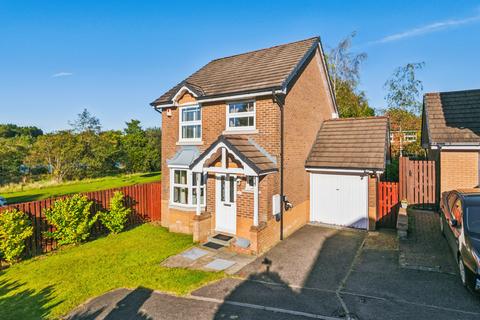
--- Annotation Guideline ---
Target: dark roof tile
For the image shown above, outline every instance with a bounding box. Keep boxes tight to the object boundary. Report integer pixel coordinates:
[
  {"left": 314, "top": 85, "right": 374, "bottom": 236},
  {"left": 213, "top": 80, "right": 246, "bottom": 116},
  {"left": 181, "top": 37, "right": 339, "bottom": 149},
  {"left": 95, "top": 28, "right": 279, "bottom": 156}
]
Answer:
[
  {"left": 424, "top": 89, "right": 480, "bottom": 145},
  {"left": 306, "top": 117, "right": 389, "bottom": 170},
  {"left": 151, "top": 37, "right": 319, "bottom": 105}
]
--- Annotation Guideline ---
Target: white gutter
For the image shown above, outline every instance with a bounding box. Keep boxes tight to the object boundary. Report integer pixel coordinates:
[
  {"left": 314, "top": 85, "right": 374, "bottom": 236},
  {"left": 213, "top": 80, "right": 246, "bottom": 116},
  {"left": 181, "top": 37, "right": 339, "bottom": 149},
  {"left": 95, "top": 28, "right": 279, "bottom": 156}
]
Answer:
[
  {"left": 154, "top": 89, "right": 285, "bottom": 109},
  {"left": 305, "top": 167, "right": 384, "bottom": 175}
]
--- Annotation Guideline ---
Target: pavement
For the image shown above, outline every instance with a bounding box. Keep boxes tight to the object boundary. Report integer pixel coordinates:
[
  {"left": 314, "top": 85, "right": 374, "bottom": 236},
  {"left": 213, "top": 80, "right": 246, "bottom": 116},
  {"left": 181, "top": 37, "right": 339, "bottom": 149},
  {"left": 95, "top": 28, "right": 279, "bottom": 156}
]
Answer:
[{"left": 66, "top": 219, "right": 480, "bottom": 320}]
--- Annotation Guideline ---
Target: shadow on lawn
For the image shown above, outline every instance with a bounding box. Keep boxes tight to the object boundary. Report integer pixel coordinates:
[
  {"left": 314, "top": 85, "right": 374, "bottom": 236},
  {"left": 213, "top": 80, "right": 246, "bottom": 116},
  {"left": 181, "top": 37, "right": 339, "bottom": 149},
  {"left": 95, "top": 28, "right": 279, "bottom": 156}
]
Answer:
[{"left": 0, "top": 277, "right": 59, "bottom": 320}]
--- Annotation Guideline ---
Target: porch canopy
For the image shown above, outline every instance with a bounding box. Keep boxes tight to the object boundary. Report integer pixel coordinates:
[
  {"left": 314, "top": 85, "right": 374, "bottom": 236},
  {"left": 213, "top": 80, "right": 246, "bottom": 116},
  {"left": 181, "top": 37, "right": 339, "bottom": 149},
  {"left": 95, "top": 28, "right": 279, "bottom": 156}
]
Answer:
[
  {"left": 190, "top": 135, "right": 277, "bottom": 176},
  {"left": 190, "top": 135, "right": 277, "bottom": 226}
]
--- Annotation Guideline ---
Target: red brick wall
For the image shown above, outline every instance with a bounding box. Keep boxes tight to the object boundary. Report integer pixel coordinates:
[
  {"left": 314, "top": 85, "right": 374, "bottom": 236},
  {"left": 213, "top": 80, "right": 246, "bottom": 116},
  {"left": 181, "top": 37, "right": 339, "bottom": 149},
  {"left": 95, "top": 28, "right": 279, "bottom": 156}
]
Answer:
[
  {"left": 283, "top": 49, "right": 334, "bottom": 207},
  {"left": 440, "top": 150, "right": 479, "bottom": 193},
  {"left": 160, "top": 48, "right": 336, "bottom": 250}
]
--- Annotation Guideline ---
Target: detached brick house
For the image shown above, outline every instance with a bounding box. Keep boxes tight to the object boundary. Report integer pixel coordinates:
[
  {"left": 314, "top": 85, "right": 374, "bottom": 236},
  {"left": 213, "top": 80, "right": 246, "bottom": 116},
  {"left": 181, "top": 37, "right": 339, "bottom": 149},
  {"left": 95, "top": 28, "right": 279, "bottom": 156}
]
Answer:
[
  {"left": 422, "top": 89, "right": 480, "bottom": 195},
  {"left": 151, "top": 37, "right": 389, "bottom": 254}
]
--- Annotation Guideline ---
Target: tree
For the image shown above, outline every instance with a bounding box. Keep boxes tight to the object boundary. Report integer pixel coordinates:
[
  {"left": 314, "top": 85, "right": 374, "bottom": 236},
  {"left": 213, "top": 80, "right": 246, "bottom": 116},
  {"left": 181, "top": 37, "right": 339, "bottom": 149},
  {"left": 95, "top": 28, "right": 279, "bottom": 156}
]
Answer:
[
  {"left": 334, "top": 81, "right": 374, "bottom": 118},
  {"left": 26, "top": 131, "right": 81, "bottom": 182},
  {"left": 327, "top": 32, "right": 375, "bottom": 117},
  {"left": 122, "top": 120, "right": 160, "bottom": 173},
  {"left": 0, "top": 124, "right": 43, "bottom": 138},
  {"left": 384, "top": 62, "right": 425, "bottom": 114},
  {"left": 145, "top": 127, "right": 161, "bottom": 171},
  {"left": 69, "top": 109, "right": 102, "bottom": 133},
  {"left": 0, "top": 136, "right": 30, "bottom": 185},
  {"left": 328, "top": 32, "right": 367, "bottom": 93},
  {"left": 383, "top": 62, "right": 425, "bottom": 157}
]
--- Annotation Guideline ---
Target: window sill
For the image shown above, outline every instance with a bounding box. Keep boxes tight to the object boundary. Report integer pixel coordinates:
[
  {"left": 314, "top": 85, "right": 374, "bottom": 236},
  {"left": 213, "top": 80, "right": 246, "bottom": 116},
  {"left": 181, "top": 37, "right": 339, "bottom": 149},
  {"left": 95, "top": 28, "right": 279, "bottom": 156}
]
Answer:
[
  {"left": 223, "top": 129, "right": 258, "bottom": 135},
  {"left": 176, "top": 140, "right": 204, "bottom": 146},
  {"left": 169, "top": 204, "right": 206, "bottom": 212}
]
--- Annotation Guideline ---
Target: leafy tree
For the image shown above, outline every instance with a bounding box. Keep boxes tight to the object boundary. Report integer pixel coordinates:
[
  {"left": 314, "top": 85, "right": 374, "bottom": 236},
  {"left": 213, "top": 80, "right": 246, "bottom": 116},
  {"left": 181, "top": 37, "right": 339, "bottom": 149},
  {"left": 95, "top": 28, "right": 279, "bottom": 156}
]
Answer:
[
  {"left": 0, "top": 124, "right": 43, "bottom": 138},
  {"left": 145, "top": 127, "right": 161, "bottom": 171},
  {"left": 0, "top": 208, "right": 33, "bottom": 263},
  {"left": 0, "top": 136, "right": 31, "bottom": 185},
  {"left": 100, "top": 191, "right": 131, "bottom": 234},
  {"left": 383, "top": 62, "right": 425, "bottom": 157},
  {"left": 44, "top": 194, "right": 98, "bottom": 245},
  {"left": 26, "top": 131, "right": 81, "bottom": 182},
  {"left": 69, "top": 109, "right": 102, "bottom": 133},
  {"left": 335, "top": 81, "right": 374, "bottom": 118},
  {"left": 122, "top": 120, "right": 159, "bottom": 173},
  {"left": 384, "top": 62, "right": 425, "bottom": 114},
  {"left": 327, "top": 32, "right": 374, "bottom": 117}
]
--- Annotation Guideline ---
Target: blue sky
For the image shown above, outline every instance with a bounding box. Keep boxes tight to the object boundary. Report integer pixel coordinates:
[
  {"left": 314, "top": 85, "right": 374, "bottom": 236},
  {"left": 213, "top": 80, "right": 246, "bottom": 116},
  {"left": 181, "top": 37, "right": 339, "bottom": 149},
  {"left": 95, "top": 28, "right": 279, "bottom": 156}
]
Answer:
[{"left": 1, "top": 1, "right": 480, "bottom": 132}]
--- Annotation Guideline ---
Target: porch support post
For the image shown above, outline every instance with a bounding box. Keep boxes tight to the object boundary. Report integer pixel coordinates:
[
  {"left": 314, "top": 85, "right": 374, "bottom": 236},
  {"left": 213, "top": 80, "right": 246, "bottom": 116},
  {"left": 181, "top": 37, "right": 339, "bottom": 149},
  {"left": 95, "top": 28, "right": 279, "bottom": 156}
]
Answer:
[
  {"left": 196, "top": 172, "right": 201, "bottom": 216},
  {"left": 253, "top": 176, "right": 259, "bottom": 226}
]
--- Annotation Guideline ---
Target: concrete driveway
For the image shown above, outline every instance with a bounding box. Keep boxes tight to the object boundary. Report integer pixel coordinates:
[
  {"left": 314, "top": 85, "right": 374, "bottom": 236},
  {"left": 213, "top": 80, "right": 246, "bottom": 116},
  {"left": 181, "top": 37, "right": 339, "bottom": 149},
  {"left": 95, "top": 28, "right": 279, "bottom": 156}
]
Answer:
[{"left": 67, "top": 223, "right": 480, "bottom": 320}]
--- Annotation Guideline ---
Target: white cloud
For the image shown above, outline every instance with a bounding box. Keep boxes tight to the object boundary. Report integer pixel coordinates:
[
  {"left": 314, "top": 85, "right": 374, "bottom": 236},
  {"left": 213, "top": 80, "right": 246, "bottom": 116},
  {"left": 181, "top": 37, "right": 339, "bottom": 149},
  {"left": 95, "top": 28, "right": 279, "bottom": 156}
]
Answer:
[
  {"left": 369, "top": 13, "right": 480, "bottom": 45},
  {"left": 51, "top": 72, "right": 73, "bottom": 78}
]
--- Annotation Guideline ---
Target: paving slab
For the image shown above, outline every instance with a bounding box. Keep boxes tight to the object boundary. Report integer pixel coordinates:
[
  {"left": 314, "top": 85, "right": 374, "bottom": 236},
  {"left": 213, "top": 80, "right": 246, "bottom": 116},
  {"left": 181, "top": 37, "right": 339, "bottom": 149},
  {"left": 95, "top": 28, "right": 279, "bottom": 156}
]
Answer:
[
  {"left": 204, "top": 259, "right": 236, "bottom": 271},
  {"left": 181, "top": 248, "right": 209, "bottom": 260}
]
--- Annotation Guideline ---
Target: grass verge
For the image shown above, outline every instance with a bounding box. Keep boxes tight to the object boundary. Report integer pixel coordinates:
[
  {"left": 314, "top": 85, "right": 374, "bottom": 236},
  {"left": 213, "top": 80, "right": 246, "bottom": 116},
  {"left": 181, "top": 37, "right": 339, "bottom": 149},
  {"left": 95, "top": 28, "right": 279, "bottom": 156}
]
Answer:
[{"left": 1, "top": 172, "right": 161, "bottom": 204}]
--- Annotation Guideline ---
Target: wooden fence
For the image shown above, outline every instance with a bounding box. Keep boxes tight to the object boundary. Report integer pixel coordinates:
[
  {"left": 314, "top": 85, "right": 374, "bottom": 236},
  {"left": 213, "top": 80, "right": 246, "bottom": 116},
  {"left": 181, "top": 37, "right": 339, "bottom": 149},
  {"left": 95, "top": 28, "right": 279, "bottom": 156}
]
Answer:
[
  {"left": 399, "top": 156, "right": 436, "bottom": 205},
  {"left": 0, "top": 181, "right": 161, "bottom": 257},
  {"left": 377, "top": 181, "right": 399, "bottom": 228}
]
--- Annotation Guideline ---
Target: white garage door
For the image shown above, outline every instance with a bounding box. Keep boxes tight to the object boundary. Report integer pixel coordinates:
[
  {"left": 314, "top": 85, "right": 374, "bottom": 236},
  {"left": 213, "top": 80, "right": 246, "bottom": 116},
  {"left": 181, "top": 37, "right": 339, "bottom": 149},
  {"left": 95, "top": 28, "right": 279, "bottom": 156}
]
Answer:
[{"left": 310, "top": 172, "right": 368, "bottom": 229}]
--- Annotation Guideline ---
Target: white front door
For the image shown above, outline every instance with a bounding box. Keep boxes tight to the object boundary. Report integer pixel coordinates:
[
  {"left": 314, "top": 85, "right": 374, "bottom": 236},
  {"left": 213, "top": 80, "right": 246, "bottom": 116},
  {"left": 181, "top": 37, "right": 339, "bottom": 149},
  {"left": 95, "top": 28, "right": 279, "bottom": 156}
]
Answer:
[
  {"left": 310, "top": 173, "right": 368, "bottom": 229},
  {"left": 215, "top": 174, "right": 237, "bottom": 234}
]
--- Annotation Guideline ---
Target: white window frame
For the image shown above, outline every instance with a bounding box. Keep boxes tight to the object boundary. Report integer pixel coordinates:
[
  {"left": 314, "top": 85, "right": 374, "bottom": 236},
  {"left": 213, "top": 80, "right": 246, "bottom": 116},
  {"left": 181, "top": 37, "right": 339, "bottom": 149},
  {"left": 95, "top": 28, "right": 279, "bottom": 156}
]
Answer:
[
  {"left": 244, "top": 175, "right": 255, "bottom": 192},
  {"left": 225, "top": 100, "right": 256, "bottom": 132},
  {"left": 170, "top": 168, "right": 206, "bottom": 208},
  {"left": 179, "top": 105, "right": 202, "bottom": 142}
]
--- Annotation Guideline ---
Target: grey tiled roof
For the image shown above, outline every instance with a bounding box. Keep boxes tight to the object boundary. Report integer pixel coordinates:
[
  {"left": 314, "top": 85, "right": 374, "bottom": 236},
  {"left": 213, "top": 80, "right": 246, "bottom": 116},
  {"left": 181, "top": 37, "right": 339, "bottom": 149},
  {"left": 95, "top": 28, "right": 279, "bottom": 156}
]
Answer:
[
  {"left": 423, "top": 89, "right": 480, "bottom": 145},
  {"left": 306, "top": 117, "right": 389, "bottom": 171},
  {"left": 151, "top": 37, "right": 319, "bottom": 106}
]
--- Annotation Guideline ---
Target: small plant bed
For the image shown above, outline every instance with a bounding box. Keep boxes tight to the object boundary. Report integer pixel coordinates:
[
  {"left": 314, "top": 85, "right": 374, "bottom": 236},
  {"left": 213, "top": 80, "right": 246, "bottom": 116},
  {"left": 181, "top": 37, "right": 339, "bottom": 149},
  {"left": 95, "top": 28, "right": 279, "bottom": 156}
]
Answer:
[
  {"left": 0, "top": 172, "right": 161, "bottom": 204},
  {"left": 0, "top": 224, "right": 223, "bottom": 320}
]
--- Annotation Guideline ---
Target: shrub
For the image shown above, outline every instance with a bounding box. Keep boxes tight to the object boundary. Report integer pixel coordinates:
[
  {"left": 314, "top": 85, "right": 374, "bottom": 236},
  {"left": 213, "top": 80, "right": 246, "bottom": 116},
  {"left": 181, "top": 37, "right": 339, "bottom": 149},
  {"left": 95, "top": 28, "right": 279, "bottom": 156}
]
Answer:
[
  {"left": 44, "top": 194, "right": 98, "bottom": 246},
  {"left": 0, "top": 209, "right": 33, "bottom": 263},
  {"left": 100, "top": 191, "right": 131, "bottom": 234}
]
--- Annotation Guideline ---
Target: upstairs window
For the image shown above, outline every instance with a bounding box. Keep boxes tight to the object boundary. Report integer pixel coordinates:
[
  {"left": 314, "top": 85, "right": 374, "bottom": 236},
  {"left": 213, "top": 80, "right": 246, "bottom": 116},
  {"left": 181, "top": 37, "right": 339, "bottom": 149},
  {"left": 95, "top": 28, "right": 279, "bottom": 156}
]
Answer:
[
  {"left": 226, "top": 101, "right": 255, "bottom": 131},
  {"left": 180, "top": 105, "right": 201, "bottom": 141}
]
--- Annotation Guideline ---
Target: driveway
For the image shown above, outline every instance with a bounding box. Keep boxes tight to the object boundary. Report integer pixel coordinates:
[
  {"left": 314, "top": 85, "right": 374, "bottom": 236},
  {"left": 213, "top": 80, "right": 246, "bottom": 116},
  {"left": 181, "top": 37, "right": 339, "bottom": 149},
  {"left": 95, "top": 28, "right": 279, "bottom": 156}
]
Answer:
[{"left": 67, "top": 222, "right": 480, "bottom": 320}]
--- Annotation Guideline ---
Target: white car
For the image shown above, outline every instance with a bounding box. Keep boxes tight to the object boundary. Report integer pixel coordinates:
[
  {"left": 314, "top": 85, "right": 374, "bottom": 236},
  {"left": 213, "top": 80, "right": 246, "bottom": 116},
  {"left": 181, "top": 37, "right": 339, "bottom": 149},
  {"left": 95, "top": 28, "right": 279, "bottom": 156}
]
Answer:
[{"left": 0, "top": 196, "right": 7, "bottom": 207}]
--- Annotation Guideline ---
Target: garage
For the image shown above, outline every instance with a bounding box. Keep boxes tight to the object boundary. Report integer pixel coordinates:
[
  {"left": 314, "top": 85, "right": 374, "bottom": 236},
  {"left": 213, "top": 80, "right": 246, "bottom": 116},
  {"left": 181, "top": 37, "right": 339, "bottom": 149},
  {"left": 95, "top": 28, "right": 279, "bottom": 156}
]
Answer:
[
  {"left": 305, "top": 117, "right": 390, "bottom": 230},
  {"left": 310, "top": 172, "right": 368, "bottom": 229}
]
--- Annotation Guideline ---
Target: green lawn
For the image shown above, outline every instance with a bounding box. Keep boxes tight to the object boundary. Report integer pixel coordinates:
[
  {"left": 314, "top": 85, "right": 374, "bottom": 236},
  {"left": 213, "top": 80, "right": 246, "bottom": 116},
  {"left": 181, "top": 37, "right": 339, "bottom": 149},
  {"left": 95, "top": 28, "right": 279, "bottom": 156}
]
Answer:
[
  {"left": 1, "top": 172, "right": 161, "bottom": 204},
  {"left": 0, "top": 224, "right": 223, "bottom": 320}
]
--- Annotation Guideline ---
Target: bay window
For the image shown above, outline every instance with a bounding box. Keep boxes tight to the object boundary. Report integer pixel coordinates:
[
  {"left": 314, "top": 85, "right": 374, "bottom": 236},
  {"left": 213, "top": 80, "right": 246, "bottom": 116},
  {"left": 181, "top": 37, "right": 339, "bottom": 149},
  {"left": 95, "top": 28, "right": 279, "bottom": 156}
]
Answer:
[
  {"left": 226, "top": 101, "right": 255, "bottom": 131},
  {"left": 170, "top": 168, "right": 206, "bottom": 207},
  {"left": 180, "top": 105, "right": 201, "bottom": 141}
]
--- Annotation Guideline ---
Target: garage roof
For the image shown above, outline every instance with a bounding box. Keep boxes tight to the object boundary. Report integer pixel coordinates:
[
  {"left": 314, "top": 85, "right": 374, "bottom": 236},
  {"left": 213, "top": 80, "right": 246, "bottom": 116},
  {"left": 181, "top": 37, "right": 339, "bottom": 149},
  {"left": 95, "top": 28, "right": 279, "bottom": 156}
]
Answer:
[{"left": 306, "top": 117, "right": 390, "bottom": 171}]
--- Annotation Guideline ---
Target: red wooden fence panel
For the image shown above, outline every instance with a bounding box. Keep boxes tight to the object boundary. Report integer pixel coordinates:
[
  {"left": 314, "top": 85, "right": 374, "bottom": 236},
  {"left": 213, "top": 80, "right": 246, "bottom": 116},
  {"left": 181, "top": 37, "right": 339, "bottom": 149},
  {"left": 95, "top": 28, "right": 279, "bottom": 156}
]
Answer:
[
  {"left": 399, "top": 156, "right": 436, "bottom": 206},
  {"left": 377, "top": 181, "right": 399, "bottom": 228},
  {"left": 0, "top": 181, "right": 161, "bottom": 258}
]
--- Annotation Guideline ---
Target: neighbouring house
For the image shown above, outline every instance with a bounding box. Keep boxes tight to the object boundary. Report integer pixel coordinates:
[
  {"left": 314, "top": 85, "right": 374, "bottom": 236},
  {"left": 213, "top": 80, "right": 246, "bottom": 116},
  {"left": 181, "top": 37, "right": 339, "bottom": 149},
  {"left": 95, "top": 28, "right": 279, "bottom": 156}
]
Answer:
[
  {"left": 150, "top": 37, "right": 389, "bottom": 254},
  {"left": 422, "top": 89, "right": 480, "bottom": 196}
]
